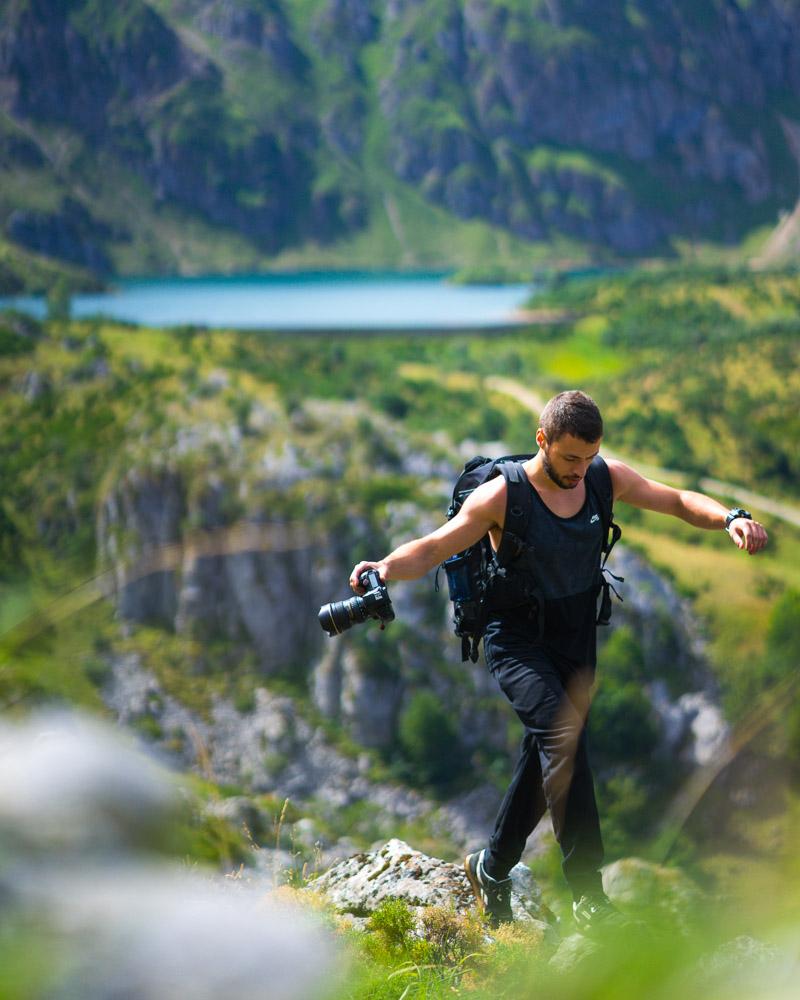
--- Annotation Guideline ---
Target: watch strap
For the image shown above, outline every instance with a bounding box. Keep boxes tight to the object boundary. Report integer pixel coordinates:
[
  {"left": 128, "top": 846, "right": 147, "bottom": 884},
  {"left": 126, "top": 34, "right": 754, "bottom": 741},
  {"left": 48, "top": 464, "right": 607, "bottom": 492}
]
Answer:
[{"left": 725, "top": 507, "right": 752, "bottom": 531}]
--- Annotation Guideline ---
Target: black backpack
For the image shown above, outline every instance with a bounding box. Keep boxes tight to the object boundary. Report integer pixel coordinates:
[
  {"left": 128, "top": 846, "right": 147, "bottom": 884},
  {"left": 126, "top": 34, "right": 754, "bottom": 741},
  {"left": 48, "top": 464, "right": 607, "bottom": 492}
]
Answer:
[{"left": 439, "top": 454, "right": 622, "bottom": 662}]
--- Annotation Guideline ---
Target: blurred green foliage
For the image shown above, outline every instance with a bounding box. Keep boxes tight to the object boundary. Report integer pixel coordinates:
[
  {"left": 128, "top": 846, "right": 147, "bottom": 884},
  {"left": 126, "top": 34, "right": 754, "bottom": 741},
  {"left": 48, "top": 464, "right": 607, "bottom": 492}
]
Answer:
[
  {"left": 397, "top": 690, "right": 467, "bottom": 791},
  {"left": 766, "top": 588, "right": 800, "bottom": 674},
  {"left": 324, "top": 842, "right": 800, "bottom": 1000},
  {"left": 746, "top": 588, "right": 800, "bottom": 760}
]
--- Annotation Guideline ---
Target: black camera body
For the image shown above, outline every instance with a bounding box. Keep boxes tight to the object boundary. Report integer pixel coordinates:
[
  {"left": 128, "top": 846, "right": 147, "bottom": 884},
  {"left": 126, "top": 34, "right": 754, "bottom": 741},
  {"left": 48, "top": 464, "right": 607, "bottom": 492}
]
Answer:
[{"left": 318, "top": 569, "right": 395, "bottom": 636}]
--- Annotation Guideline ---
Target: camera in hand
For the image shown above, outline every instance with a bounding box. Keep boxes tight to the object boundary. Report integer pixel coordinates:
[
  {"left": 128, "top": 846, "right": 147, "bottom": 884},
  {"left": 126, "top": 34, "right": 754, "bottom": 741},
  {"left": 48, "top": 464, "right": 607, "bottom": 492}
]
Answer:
[{"left": 318, "top": 569, "right": 395, "bottom": 636}]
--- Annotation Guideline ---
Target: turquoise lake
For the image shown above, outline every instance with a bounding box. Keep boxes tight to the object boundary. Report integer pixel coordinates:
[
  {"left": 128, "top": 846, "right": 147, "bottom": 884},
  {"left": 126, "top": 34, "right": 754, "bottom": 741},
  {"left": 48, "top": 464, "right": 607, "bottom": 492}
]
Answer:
[{"left": 1, "top": 273, "right": 533, "bottom": 330}]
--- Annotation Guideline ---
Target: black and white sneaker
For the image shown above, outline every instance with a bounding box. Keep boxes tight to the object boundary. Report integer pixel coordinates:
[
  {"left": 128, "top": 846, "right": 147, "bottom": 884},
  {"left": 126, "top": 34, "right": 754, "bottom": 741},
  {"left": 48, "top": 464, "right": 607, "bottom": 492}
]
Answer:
[
  {"left": 572, "top": 892, "right": 631, "bottom": 937},
  {"left": 464, "top": 849, "right": 513, "bottom": 927}
]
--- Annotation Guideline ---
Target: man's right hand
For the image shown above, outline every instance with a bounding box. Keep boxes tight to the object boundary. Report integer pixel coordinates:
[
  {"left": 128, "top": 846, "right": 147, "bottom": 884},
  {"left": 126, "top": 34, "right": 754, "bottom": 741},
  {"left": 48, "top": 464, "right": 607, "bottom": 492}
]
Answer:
[{"left": 349, "top": 561, "right": 388, "bottom": 594}]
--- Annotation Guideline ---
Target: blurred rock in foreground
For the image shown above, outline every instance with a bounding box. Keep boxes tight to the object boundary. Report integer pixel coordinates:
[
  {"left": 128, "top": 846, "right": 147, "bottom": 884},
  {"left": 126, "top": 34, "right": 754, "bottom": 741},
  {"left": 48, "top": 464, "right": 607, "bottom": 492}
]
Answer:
[{"left": 0, "top": 710, "right": 342, "bottom": 1000}]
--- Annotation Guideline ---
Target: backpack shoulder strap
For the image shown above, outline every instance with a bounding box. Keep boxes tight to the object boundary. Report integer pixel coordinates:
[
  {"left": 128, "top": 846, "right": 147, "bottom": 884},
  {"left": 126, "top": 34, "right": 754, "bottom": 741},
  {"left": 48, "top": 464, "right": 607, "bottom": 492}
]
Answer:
[
  {"left": 585, "top": 455, "right": 611, "bottom": 516},
  {"left": 585, "top": 455, "right": 621, "bottom": 564},
  {"left": 495, "top": 461, "right": 535, "bottom": 566}
]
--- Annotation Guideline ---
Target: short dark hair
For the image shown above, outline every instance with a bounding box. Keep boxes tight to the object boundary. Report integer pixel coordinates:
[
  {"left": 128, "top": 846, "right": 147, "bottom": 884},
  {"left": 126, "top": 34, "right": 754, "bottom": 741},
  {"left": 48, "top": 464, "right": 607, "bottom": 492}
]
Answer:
[{"left": 539, "top": 390, "right": 603, "bottom": 443}]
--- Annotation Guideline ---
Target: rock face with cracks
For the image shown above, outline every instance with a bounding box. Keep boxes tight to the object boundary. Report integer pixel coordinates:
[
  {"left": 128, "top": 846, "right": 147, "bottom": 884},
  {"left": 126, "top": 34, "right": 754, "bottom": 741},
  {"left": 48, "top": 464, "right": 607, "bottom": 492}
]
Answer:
[{"left": 310, "top": 837, "right": 555, "bottom": 931}]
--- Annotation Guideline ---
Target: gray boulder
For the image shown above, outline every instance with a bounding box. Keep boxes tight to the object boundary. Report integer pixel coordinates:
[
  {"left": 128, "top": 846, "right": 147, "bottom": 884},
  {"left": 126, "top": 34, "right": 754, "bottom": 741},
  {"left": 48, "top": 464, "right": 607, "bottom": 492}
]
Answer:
[
  {"left": 20, "top": 865, "right": 342, "bottom": 1000},
  {"left": 0, "top": 709, "right": 176, "bottom": 855},
  {"left": 548, "top": 932, "right": 603, "bottom": 973},
  {"left": 310, "top": 837, "right": 555, "bottom": 931},
  {"left": 694, "top": 934, "right": 793, "bottom": 995},
  {"left": 0, "top": 710, "right": 342, "bottom": 1000},
  {"left": 602, "top": 856, "right": 703, "bottom": 933}
]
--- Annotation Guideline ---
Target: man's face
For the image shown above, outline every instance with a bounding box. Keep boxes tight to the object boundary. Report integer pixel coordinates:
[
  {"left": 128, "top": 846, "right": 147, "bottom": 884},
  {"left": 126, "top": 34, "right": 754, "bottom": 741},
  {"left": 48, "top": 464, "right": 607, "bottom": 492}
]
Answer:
[{"left": 538, "top": 431, "right": 601, "bottom": 490}]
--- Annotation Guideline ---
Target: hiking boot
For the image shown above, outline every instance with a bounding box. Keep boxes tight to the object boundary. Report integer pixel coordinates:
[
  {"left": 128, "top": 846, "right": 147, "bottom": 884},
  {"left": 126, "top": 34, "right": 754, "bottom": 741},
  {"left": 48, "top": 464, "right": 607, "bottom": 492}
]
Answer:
[
  {"left": 464, "top": 849, "right": 513, "bottom": 926},
  {"left": 572, "top": 891, "right": 631, "bottom": 937}
]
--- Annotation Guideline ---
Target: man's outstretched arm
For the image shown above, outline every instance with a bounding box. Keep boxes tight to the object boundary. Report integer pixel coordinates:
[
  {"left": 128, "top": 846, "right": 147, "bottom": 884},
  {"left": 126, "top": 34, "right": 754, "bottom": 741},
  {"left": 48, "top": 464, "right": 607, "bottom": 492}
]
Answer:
[
  {"left": 607, "top": 459, "right": 768, "bottom": 554},
  {"left": 349, "top": 475, "right": 507, "bottom": 592}
]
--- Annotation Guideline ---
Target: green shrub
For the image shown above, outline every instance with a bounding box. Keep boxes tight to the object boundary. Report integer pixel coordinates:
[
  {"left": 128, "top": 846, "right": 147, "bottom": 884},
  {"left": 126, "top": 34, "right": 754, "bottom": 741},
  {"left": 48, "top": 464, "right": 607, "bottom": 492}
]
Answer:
[
  {"left": 46, "top": 277, "right": 72, "bottom": 323},
  {"left": 0, "top": 322, "right": 36, "bottom": 356},
  {"left": 590, "top": 681, "right": 658, "bottom": 765},
  {"left": 83, "top": 655, "right": 112, "bottom": 687},
  {"left": 397, "top": 690, "right": 465, "bottom": 790},
  {"left": 766, "top": 588, "right": 800, "bottom": 673},
  {"left": 600, "top": 625, "right": 646, "bottom": 684},
  {"left": 764, "top": 589, "right": 800, "bottom": 760},
  {"left": 418, "top": 904, "right": 485, "bottom": 967},
  {"left": 597, "top": 772, "right": 651, "bottom": 858},
  {"left": 233, "top": 682, "right": 257, "bottom": 714},
  {"left": 366, "top": 898, "right": 416, "bottom": 958}
]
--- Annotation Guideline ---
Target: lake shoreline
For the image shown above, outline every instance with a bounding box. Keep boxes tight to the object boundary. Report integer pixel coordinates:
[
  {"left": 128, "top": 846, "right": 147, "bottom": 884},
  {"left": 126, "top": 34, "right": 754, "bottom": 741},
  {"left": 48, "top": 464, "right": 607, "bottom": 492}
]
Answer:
[{"left": 0, "top": 273, "right": 535, "bottom": 331}]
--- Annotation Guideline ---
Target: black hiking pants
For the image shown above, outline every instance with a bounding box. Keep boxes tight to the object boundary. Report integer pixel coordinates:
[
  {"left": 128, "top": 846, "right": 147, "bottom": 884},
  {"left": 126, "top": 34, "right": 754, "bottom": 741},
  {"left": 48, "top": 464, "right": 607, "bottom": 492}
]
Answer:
[{"left": 483, "top": 619, "right": 604, "bottom": 901}]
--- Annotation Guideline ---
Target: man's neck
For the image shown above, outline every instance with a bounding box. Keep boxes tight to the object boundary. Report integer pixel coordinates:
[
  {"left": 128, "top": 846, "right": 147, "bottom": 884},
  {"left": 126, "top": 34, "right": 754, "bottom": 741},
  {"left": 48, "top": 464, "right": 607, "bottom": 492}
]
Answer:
[{"left": 525, "top": 453, "right": 558, "bottom": 491}]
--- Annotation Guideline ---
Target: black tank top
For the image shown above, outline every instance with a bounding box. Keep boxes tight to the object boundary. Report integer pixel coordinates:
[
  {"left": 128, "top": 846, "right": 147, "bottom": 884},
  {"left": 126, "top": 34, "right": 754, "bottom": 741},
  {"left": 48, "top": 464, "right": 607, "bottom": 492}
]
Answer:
[{"left": 489, "top": 469, "right": 605, "bottom": 667}]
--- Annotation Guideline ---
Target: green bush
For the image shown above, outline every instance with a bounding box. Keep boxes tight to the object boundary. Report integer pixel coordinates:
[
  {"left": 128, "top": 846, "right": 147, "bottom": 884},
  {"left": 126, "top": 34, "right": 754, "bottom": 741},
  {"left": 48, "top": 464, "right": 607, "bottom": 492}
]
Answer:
[
  {"left": 597, "top": 772, "right": 651, "bottom": 858},
  {"left": 764, "top": 589, "right": 800, "bottom": 760},
  {"left": 366, "top": 897, "right": 416, "bottom": 955},
  {"left": 600, "top": 625, "right": 646, "bottom": 684},
  {"left": 398, "top": 690, "right": 465, "bottom": 790},
  {"left": 766, "top": 588, "right": 800, "bottom": 673},
  {"left": 419, "top": 905, "right": 485, "bottom": 967},
  {"left": 0, "top": 313, "right": 38, "bottom": 356},
  {"left": 589, "top": 681, "right": 658, "bottom": 765}
]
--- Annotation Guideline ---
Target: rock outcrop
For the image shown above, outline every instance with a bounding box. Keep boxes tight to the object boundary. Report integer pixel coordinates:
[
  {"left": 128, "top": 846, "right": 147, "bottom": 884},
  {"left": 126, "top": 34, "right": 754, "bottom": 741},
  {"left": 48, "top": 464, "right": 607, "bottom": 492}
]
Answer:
[
  {"left": 104, "top": 649, "right": 430, "bottom": 867},
  {"left": 96, "top": 434, "right": 341, "bottom": 676},
  {"left": 601, "top": 856, "right": 703, "bottom": 933},
  {"left": 378, "top": 0, "right": 794, "bottom": 252},
  {"left": 606, "top": 546, "right": 731, "bottom": 767},
  {"left": 311, "top": 837, "right": 556, "bottom": 932},
  {"left": 309, "top": 837, "right": 796, "bottom": 992},
  {"left": 6, "top": 198, "right": 114, "bottom": 274},
  {"left": 0, "top": 0, "right": 332, "bottom": 264}
]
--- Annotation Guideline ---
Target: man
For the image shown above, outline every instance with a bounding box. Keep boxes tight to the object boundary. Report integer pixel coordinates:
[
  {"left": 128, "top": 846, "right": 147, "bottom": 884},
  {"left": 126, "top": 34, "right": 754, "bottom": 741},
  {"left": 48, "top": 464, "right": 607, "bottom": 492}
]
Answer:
[{"left": 349, "top": 390, "right": 768, "bottom": 933}]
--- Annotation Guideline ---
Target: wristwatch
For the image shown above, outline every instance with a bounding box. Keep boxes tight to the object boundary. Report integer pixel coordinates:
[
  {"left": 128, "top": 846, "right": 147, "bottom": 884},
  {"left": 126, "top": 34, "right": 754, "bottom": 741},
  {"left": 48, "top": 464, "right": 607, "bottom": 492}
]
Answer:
[{"left": 724, "top": 507, "right": 752, "bottom": 531}]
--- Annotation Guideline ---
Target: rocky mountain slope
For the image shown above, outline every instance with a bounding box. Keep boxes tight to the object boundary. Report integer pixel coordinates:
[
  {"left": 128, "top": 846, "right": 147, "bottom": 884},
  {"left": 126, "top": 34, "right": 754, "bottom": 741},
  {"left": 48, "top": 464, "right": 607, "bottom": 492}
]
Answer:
[
  {"left": 86, "top": 369, "right": 728, "bottom": 866},
  {"left": 0, "top": 304, "right": 736, "bottom": 870},
  {"left": 3, "top": 0, "right": 800, "bottom": 280}
]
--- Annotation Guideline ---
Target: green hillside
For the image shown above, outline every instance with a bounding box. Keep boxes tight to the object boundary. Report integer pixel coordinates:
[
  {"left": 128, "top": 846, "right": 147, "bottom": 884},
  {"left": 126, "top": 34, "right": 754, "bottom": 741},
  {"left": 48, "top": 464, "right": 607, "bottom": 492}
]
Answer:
[
  {"left": 2, "top": 264, "right": 799, "bottom": 783},
  {"left": 3, "top": 1, "right": 800, "bottom": 284}
]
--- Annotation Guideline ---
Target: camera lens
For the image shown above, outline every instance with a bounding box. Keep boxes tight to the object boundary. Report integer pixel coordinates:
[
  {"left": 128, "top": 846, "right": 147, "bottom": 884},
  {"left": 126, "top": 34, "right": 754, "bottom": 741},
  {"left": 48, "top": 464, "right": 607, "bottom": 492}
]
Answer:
[{"left": 318, "top": 595, "right": 368, "bottom": 636}]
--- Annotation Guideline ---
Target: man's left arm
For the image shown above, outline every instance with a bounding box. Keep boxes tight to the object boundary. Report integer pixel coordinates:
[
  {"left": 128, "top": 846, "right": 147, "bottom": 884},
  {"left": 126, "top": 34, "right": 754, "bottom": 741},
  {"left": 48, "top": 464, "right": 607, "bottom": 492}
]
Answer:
[{"left": 606, "top": 459, "right": 769, "bottom": 555}]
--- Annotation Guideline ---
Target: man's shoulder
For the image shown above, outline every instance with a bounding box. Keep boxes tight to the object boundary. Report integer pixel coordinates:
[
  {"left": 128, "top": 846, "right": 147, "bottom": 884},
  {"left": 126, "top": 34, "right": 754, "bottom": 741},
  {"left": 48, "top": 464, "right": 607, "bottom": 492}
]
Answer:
[
  {"left": 602, "top": 457, "right": 636, "bottom": 483},
  {"left": 473, "top": 470, "right": 509, "bottom": 502},
  {"left": 464, "top": 470, "right": 509, "bottom": 522},
  {"left": 602, "top": 458, "right": 649, "bottom": 501}
]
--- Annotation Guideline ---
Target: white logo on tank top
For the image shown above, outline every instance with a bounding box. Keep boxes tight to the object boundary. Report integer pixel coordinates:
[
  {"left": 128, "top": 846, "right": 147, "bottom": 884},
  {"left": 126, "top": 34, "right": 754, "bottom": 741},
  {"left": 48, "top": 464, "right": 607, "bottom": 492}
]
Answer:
[{"left": 590, "top": 514, "right": 600, "bottom": 524}]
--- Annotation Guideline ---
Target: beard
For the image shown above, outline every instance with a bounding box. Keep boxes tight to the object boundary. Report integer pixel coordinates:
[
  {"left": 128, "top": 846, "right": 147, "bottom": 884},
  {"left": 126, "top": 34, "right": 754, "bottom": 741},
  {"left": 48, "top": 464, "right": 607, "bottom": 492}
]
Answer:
[{"left": 542, "top": 449, "right": 580, "bottom": 490}]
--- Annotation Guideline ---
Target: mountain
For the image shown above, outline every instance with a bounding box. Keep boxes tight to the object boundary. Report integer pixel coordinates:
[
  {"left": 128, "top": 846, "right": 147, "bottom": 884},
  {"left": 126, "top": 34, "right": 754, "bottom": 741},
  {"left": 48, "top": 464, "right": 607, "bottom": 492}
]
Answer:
[{"left": 3, "top": 0, "right": 800, "bottom": 283}]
